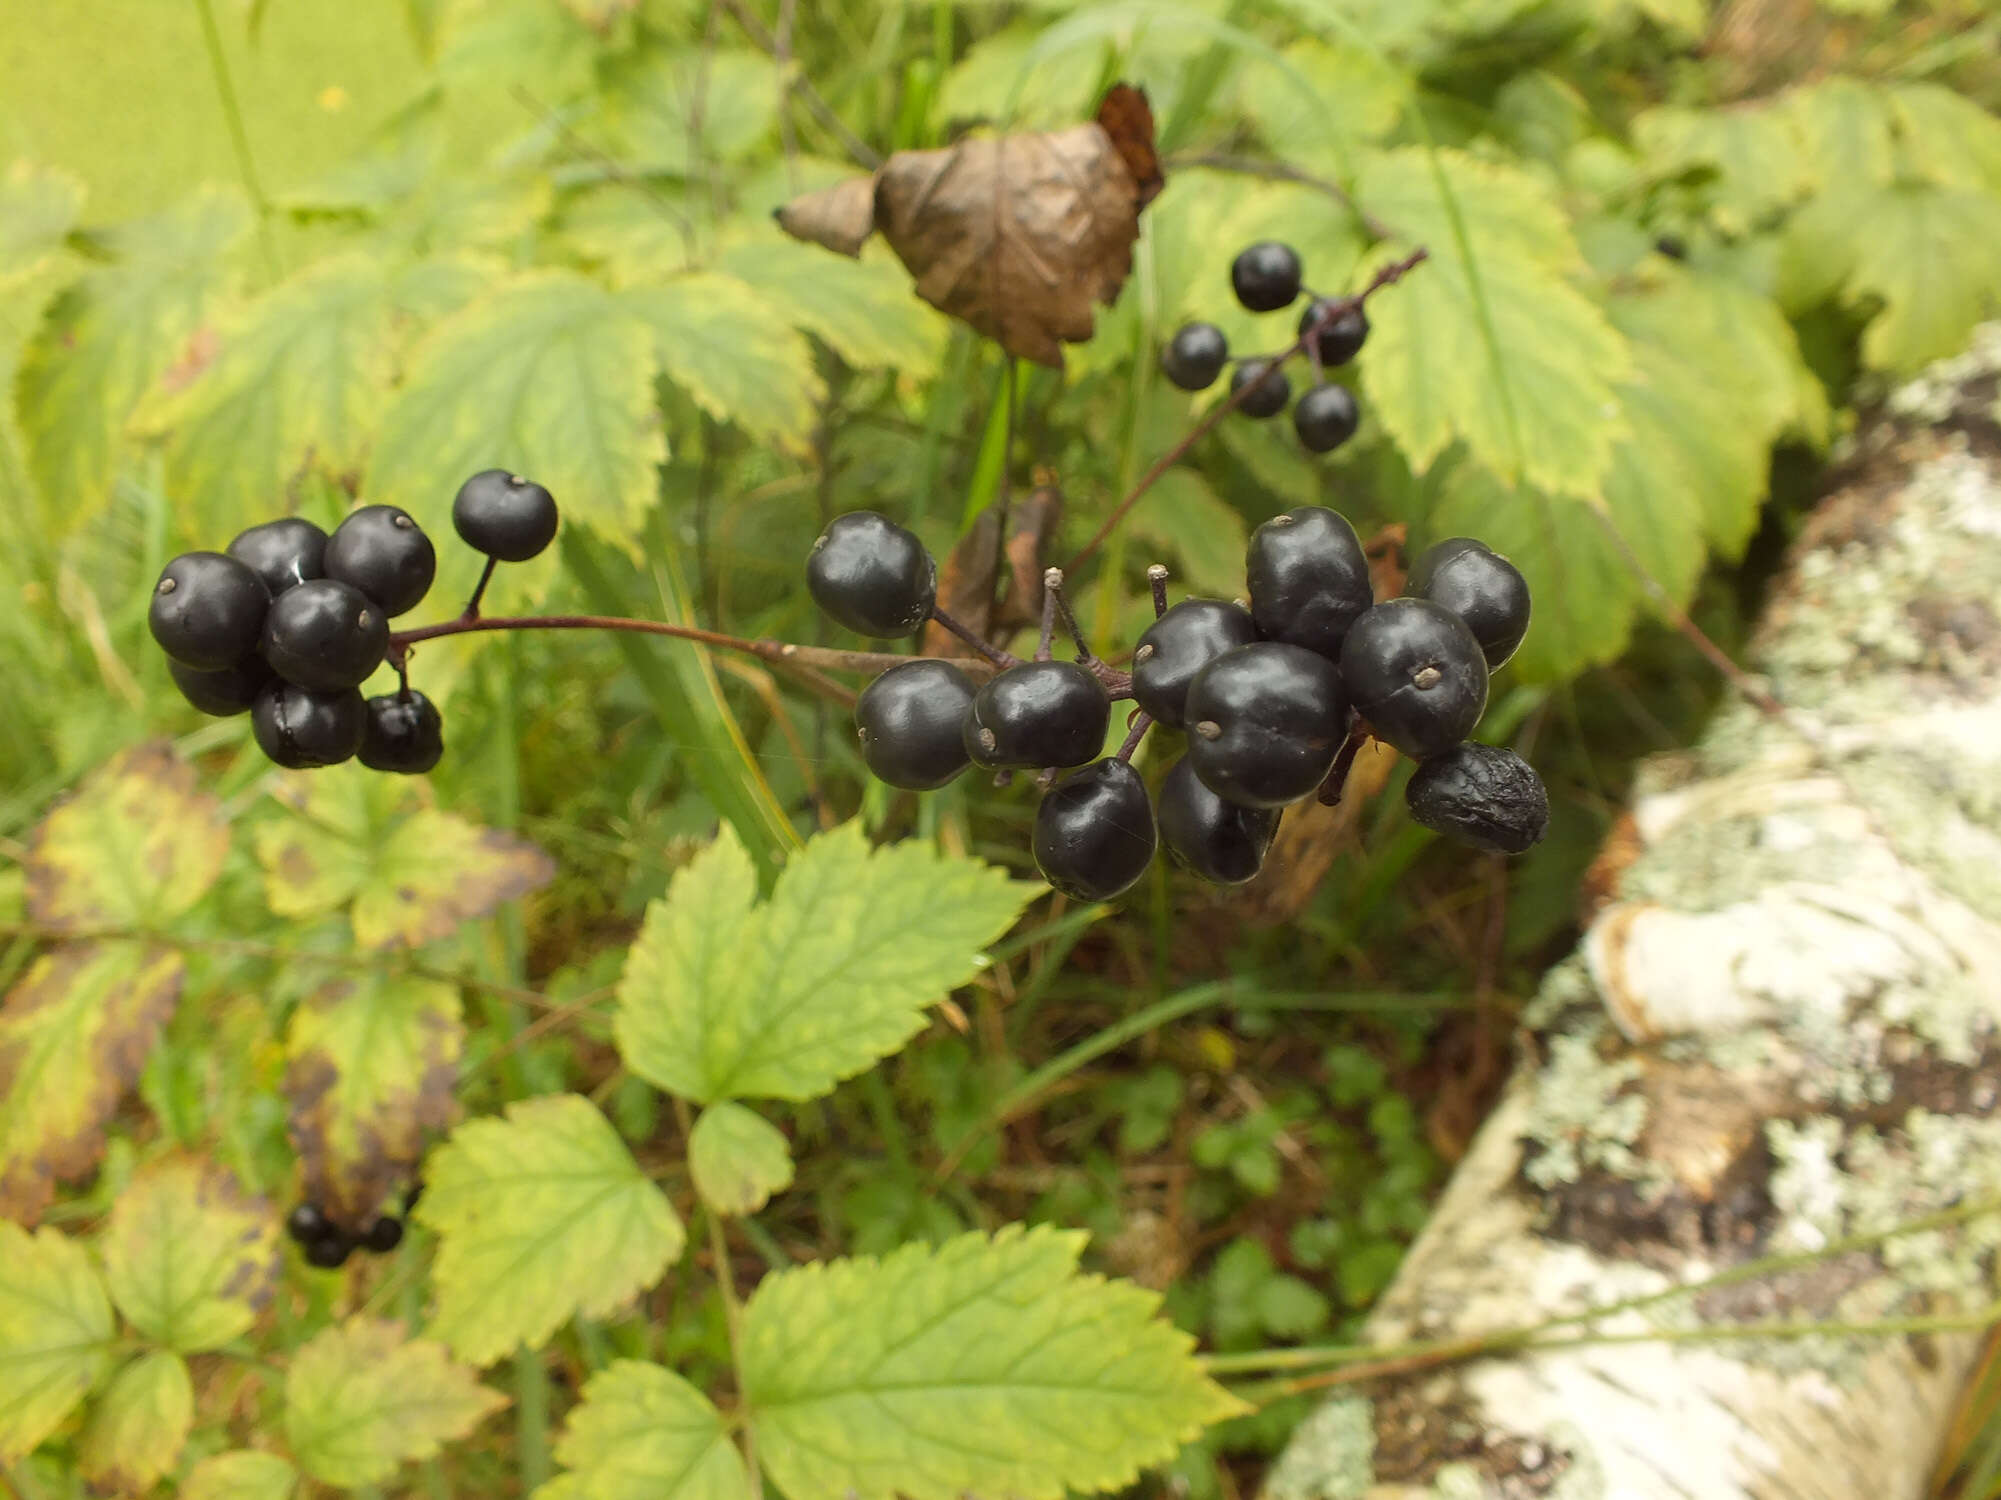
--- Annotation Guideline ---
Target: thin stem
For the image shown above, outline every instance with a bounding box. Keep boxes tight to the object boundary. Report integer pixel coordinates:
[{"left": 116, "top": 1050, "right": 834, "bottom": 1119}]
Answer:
[
  {"left": 1114, "top": 712, "right": 1153, "bottom": 763},
  {"left": 718, "top": 0, "right": 881, "bottom": 168},
  {"left": 989, "top": 356, "right": 1019, "bottom": 606},
  {"left": 927, "top": 606, "right": 1021, "bottom": 670},
  {"left": 1042, "top": 568, "right": 1096, "bottom": 663},
  {"left": 462, "top": 556, "right": 499, "bottom": 622},
  {"left": 192, "top": 0, "right": 280, "bottom": 281},
  {"left": 1147, "top": 564, "right": 1171, "bottom": 618},
  {"left": 1034, "top": 580, "right": 1057, "bottom": 663},
  {"left": 677, "top": 1094, "right": 764, "bottom": 1500}
]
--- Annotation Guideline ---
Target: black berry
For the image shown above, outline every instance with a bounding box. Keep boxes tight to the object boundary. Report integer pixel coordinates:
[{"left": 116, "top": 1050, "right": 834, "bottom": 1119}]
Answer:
[
  {"left": 1340, "top": 598, "right": 1489, "bottom": 760},
  {"left": 169, "top": 655, "right": 275, "bottom": 717},
  {"left": 452, "top": 469, "right": 560, "bottom": 563},
  {"left": 1184, "top": 642, "right": 1348, "bottom": 809},
  {"left": 1032, "top": 758, "right": 1157, "bottom": 902},
  {"left": 1406, "top": 742, "right": 1549, "bottom": 855},
  {"left": 228, "top": 517, "right": 327, "bottom": 595},
  {"left": 806, "top": 511, "right": 937, "bottom": 639},
  {"left": 1245, "top": 506, "right": 1373, "bottom": 661},
  {"left": 251, "top": 682, "right": 366, "bottom": 769},
  {"left": 1297, "top": 299, "right": 1368, "bottom": 364},
  {"left": 1161, "top": 322, "right": 1229, "bottom": 391},
  {"left": 260, "top": 579, "right": 389, "bottom": 692},
  {"left": 359, "top": 690, "right": 445, "bottom": 775},
  {"left": 302, "top": 1232, "right": 354, "bottom": 1270},
  {"left": 1405, "top": 537, "right": 1532, "bottom": 669},
  {"left": 963, "top": 661, "right": 1110, "bottom": 770},
  {"left": 854, "top": 659, "right": 978, "bottom": 790},
  {"left": 1231, "top": 359, "right": 1290, "bottom": 419},
  {"left": 363, "top": 1215, "right": 405, "bottom": 1254},
  {"left": 1231, "top": 241, "right": 1303, "bottom": 312},
  {"left": 286, "top": 1203, "right": 329, "bottom": 1246},
  {"left": 323, "top": 505, "right": 436, "bottom": 618},
  {"left": 1157, "top": 755, "right": 1279, "bottom": 886},
  {"left": 148, "top": 551, "right": 269, "bottom": 670},
  {"left": 1293, "top": 384, "right": 1360, "bottom": 454},
  {"left": 1131, "top": 600, "right": 1257, "bottom": 728}
]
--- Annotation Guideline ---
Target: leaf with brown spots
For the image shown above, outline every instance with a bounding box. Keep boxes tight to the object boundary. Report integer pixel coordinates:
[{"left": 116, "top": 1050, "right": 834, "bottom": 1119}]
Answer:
[
  {"left": 25, "top": 740, "right": 228, "bottom": 932},
  {"left": 99, "top": 1155, "right": 280, "bottom": 1352},
  {"left": 0, "top": 941, "right": 182, "bottom": 1223},
  {"left": 286, "top": 975, "right": 463, "bottom": 1229}
]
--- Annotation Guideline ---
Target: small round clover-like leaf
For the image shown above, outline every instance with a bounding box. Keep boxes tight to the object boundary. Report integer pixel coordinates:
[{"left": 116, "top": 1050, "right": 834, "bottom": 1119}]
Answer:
[
  {"left": 78, "top": 1351, "right": 193, "bottom": 1493},
  {"left": 537, "top": 1360, "right": 751, "bottom": 1500},
  {"left": 0, "top": 1222, "right": 115, "bottom": 1462},
  {"left": 98, "top": 1155, "right": 280, "bottom": 1352},
  {"left": 689, "top": 1103, "right": 795, "bottom": 1217}
]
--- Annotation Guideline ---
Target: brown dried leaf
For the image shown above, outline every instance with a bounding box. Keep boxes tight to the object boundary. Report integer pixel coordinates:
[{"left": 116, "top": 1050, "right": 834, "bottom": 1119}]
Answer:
[
  {"left": 1240, "top": 740, "right": 1399, "bottom": 927},
  {"left": 920, "top": 485, "right": 1064, "bottom": 657},
  {"left": 774, "top": 175, "right": 877, "bottom": 258},
  {"left": 98, "top": 1155, "right": 281, "bottom": 1351}
]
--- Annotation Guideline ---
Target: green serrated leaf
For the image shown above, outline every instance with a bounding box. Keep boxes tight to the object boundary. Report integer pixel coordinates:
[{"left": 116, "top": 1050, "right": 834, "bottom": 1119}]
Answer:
[
  {"left": 77, "top": 1350, "right": 193, "bottom": 1491},
  {"left": 689, "top": 1102, "right": 794, "bottom": 1216},
  {"left": 1236, "top": 38, "right": 1405, "bottom": 165},
  {"left": 99, "top": 1155, "right": 279, "bottom": 1352},
  {"left": 616, "top": 822, "right": 1035, "bottom": 1104},
  {"left": 1632, "top": 102, "right": 1810, "bottom": 235},
  {"left": 715, "top": 236, "right": 947, "bottom": 377},
  {"left": 286, "top": 1318, "right": 507, "bottom": 1487},
  {"left": 1888, "top": 84, "right": 2001, "bottom": 195},
  {"left": 599, "top": 47, "right": 780, "bottom": 171},
  {"left": 623, "top": 273, "right": 823, "bottom": 449},
  {"left": 418, "top": 1094, "right": 684, "bottom": 1367},
  {"left": 0, "top": 1222, "right": 115, "bottom": 1462},
  {"left": 1357, "top": 147, "right": 1578, "bottom": 269},
  {"left": 1786, "top": 76, "right": 1896, "bottom": 191},
  {"left": 742, "top": 1224, "right": 1245, "bottom": 1500},
  {"left": 1124, "top": 468, "right": 1250, "bottom": 599},
  {"left": 183, "top": 1449, "right": 299, "bottom": 1500},
  {"left": 539, "top": 1360, "right": 750, "bottom": 1500},
  {"left": 0, "top": 162, "right": 85, "bottom": 285}
]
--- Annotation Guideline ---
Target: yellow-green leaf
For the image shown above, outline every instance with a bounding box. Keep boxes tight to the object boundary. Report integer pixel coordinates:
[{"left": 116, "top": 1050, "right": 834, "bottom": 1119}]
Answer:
[
  {"left": 538, "top": 1361, "right": 750, "bottom": 1500},
  {"left": 1632, "top": 102, "right": 1810, "bottom": 235},
  {"left": 1124, "top": 469, "right": 1250, "bottom": 600},
  {"left": 1888, "top": 84, "right": 2001, "bottom": 196},
  {"left": 0, "top": 1222, "right": 115, "bottom": 1461},
  {"left": 1357, "top": 148, "right": 1579, "bottom": 270},
  {"left": 0, "top": 162, "right": 84, "bottom": 285},
  {"left": 99, "top": 1155, "right": 280, "bottom": 1352},
  {"left": 183, "top": 1450, "right": 299, "bottom": 1500},
  {"left": 689, "top": 1102, "right": 794, "bottom": 1217},
  {"left": 623, "top": 272, "right": 822, "bottom": 449},
  {"left": 1238, "top": 38, "right": 1405, "bottom": 165},
  {"left": 77, "top": 1351, "right": 193, "bottom": 1492},
  {"left": 715, "top": 236, "right": 948, "bottom": 377}
]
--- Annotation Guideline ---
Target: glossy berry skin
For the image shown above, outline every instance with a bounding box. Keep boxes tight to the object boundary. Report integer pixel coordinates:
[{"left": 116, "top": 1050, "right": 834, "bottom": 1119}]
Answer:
[
  {"left": 1184, "top": 642, "right": 1348, "bottom": 809},
  {"left": 1245, "top": 506, "right": 1372, "bottom": 661},
  {"left": 453, "top": 469, "right": 560, "bottom": 562},
  {"left": 1405, "top": 537, "right": 1532, "bottom": 668},
  {"left": 148, "top": 551, "right": 269, "bottom": 670},
  {"left": 1340, "top": 598, "right": 1489, "bottom": 760},
  {"left": 169, "top": 655, "right": 274, "bottom": 717},
  {"left": 963, "top": 661, "right": 1109, "bottom": 770},
  {"left": 1157, "top": 756, "right": 1279, "bottom": 886},
  {"left": 364, "top": 1215, "right": 405, "bottom": 1254},
  {"left": 1406, "top": 741, "right": 1549, "bottom": 854},
  {"left": 1293, "top": 383, "right": 1360, "bottom": 454},
  {"left": 260, "top": 579, "right": 389, "bottom": 692},
  {"left": 1161, "top": 322, "right": 1229, "bottom": 391},
  {"left": 286, "top": 1203, "right": 329, "bottom": 1246},
  {"left": 324, "top": 505, "right": 436, "bottom": 617},
  {"left": 1231, "top": 240, "right": 1303, "bottom": 312},
  {"left": 1230, "top": 359, "right": 1290, "bottom": 419},
  {"left": 1033, "top": 758, "right": 1157, "bottom": 902},
  {"left": 251, "top": 682, "right": 366, "bottom": 769},
  {"left": 854, "top": 659, "right": 978, "bottom": 790},
  {"left": 228, "top": 517, "right": 327, "bottom": 595},
  {"left": 360, "top": 690, "right": 445, "bottom": 774},
  {"left": 1131, "top": 599, "right": 1257, "bottom": 728},
  {"left": 302, "top": 1232, "right": 354, "bottom": 1270},
  {"left": 1297, "top": 299, "right": 1369, "bottom": 364},
  {"left": 806, "top": 511, "right": 937, "bottom": 639}
]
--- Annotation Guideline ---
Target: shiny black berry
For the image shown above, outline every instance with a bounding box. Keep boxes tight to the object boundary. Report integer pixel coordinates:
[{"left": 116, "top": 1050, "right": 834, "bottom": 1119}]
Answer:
[
  {"left": 1157, "top": 756, "right": 1279, "bottom": 886},
  {"left": 1161, "top": 322, "right": 1229, "bottom": 391},
  {"left": 1184, "top": 642, "right": 1348, "bottom": 809},
  {"left": 806, "top": 511, "right": 937, "bottom": 639},
  {"left": 1297, "top": 299, "right": 1368, "bottom": 364},
  {"left": 1405, "top": 537, "right": 1532, "bottom": 669},
  {"left": 1406, "top": 742, "right": 1548, "bottom": 854},
  {"left": 324, "top": 505, "right": 436, "bottom": 617},
  {"left": 453, "top": 469, "right": 560, "bottom": 563},
  {"left": 963, "top": 661, "right": 1110, "bottom": 770},
  {"left": 1293, "top": 384, "right": 1360, "bottom": 454},
  {"left": 169, "top": 655, "right": 275, "bottom": 717},
  {"left": 359, "top": 690, "right": 444, "bottom": 775},
  {"left": 1231, "top": 359, "right": 1290, "bottom": 419},
  {"left": 364, "top": 1215, "right": 405, "bottom": 1254},
  {"left": 855, "top": 659, "right": 978, "bottom": 790},
  {"left": 302, "top": 1232, "right": 354, "bottom": 1270},
  {"left": 260, "top": 579, "right": 389, "bottom": 692},
  {"left": 1341, "top": 598, "right": 1489, "bottom": 760},
  {"left": 148, "top": 551, "right": 269, "bottom": 670},
  {"left": 1231, "top": 241, "right": 1303, "bottom": 312},
  {"left": 228, "top": 517, "right": 327, "bottom": 595},
  {"left": 1131, "top": 600, "right": 1257, "bottom": 728},
  {"left": 1033, "top": 758, "right": 1157, "bottom": 902},
  {"left": 251, "top": 682, "right": 366, "bottom": 769},
  {"left": 286, "top": 1203, "right": 329, "bottom": 1246},
  {"left": 1245, "top": 506, "right": 1373, "bottom": 661}
]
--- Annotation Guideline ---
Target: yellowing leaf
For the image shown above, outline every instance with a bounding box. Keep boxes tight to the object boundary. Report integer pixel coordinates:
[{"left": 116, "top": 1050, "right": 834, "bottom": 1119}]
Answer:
[
  {"left": 689, "top": 1102, "right": 794, "bottom": 1217},
  {"left": 0, "top": 162, "right": 85, "bottom": 285},
  {"left": 183, "top": 1450, "right": 298, "bottom": 1500},
  {"left": 99, "top": 1155, "right": 280, "bottom": 1352},
  {"left": 1889, "top": 84, "right": 2001, "bottom": 196},
  {"left": 77, "top": 1351, "right": 193, "bottom": 1492},
  {"left": 1357, "top": 148, "right": 1579, "bottom": 270},
  {"left": 0, "top": 1222, "right": 115, "bottom": 1461},
  {"left": 623, "top": 272, "right": 822, "bottom": 449},
  {"left": 538, "top": 1361, "right": 751, "bottom": 1500},
  {"left": 417, "top": 1095, "right": 684, "bottom": 1367},
  {"left": 741, "top": 1225, "right": 1244, "bottom": 1500},
  {"left": 616, "top": 823, "right": 1035, "bottom": 1104},
  {"left": 716, "top": 237, "right": 948, "bottom": 377}
]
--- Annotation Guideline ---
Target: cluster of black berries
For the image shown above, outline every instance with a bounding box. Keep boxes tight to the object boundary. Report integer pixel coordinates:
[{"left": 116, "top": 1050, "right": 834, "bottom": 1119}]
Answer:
[
  {"left": 147, "top": 470, "right": 558, "bottom": 774},
  {"left": 285, "top": 1200, "right": 408, "bottom": 1270},
  {"left": 1161, "top": 240, "right": 1367, "bottom": 454}
]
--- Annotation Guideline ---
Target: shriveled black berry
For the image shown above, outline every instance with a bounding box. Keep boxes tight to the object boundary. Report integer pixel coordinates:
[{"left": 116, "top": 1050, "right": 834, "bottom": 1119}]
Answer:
[
  {"left": 1405, "top": 537, "right": 1532, "bottom": 669},
  {"left": 228, "top": 517, "right": 327, "bottom": 595},
  {"left": 170, "top": 655, "right": 275, "bottom": 717},
  {"left": 364, "top": 1215, "right": 405, "bottom": 1254},
  {"left": 453, "top": 469, "right": 560, "bottom": 563},
  {"left": 1245, "top": 506, "right": 1372, "bottom": 661},
  {"left": 1183, "top": 642, "right": 1347, "bottom": 809},
  {"left": 260, "top": 579, "right": 389, "bottom": 692},
  {"left": 806, "top": 511, "right": 937, "bottom": 639},
  {"left": 1297, "top": 299, "right": 1369, "bottom": 365},
  {"left": 1131, "top": 599, "right": 1257, "bottom": 728},
  {"left": 1231, "top": 359, "right": 1290, "bottom": 419},
  {"left": 963, "top": 661, "right": 1110, "bottom": 770},
  {"left": 302, "top": 1232, "right": 354, "bottom": 1270},
  {"left": 1157, "top": 756, "right": 1279, "bottom": 886},
  {"left": 1293, "top": 384, "right": 1360, "bottom": 454},
  {"left": 1032, "top": 758, "right": 1157, "bottom": 902},
  {"left": 324, "top": 505, "right": 436, "bottom": 617},
  {"left": 359, "top": 690, "right": 444, "bottom": 775},
  {"left": 1161, "top": 322, "right": 1229, "bottom": 391},
  {"left": 1406, "top": 742, "right": 1549, "bottom": 854},
  {"left": 148, "top": 551, "right": 269, "bottom": 670},
  {"left": 1340, "top": 598, "right": 1489, "bottom": 760},
  {"left": 286, "top": 1203, "right": 329, "bottom": 1246},
  {"left": 1231, "top": 241, "right": 1303, "bottom": 312},
  {"left": 855, "top": 659, "right": 978, "bottom": 790},
  {"left": 251, "top": 682, "right": 366, "bottom": 769}
]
